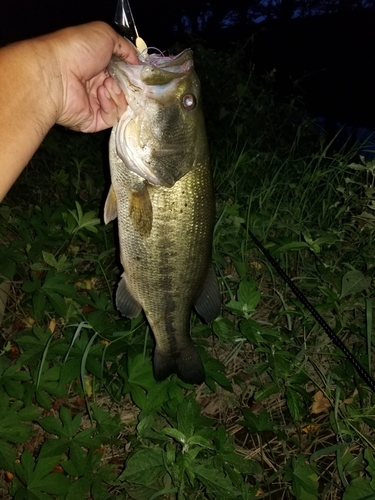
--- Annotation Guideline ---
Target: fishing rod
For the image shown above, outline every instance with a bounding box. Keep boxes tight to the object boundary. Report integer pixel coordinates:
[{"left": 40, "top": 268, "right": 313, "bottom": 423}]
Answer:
[
  {"left": 115, "top": 0, "right": 147, "bottom": 53},
  {"left": 248, "top": 229, "right": 375, "bottom": 393},
  {"left": 114, "top": 0, "right": 137, "bottom": 43}
]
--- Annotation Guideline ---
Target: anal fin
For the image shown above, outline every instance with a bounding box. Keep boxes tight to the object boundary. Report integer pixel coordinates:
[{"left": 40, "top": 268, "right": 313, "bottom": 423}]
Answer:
[
  {"left": 194, "top": 264, "right": 221, "bottom": 322},
  {"left": 116, "top": 273, "right": 142, "bottom": 318}
]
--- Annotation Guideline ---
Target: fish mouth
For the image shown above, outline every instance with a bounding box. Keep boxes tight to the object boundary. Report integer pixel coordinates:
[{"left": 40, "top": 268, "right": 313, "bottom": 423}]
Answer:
[
  {"left": 109, "top": 49, "right": 193, "bottom": 83},
  {"left": 108, "top": 49, "right": 194, "bottom": 104}
]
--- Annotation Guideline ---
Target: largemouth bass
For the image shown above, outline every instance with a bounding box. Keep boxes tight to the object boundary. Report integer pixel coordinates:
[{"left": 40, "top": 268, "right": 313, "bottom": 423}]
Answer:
[{"left": 104, "top": 49, "right": 220, "bottom": 385}]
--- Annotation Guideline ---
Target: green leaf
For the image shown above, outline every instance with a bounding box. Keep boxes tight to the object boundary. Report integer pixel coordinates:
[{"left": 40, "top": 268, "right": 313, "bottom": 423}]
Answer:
[
  {"left": 43, "top": 270, "right": 76, "bottom": 298},
  {"left": 18, "top": 406, "right": 43, "bottom": 421},
  {"left": 213, "top": 317, "right": 236, "bottom": 342},
  {"left": 35, "top": 390, "right": 52, "bottom": 410},
  {"left": 3, "top": 365, "right": 31, "bottom": 382},
  {"left": 130, "top": 385, "right": 147, "bottom": 410},
  {"left": 22, "top": 274, "right": 41, "bottom": 294},
  {"left": 60, "top": 406, "right": 82, "bottom": 438},
  {"left": 204, "top": 357, "right": 232, "bottom": 391},
  {"left": 225, "top": 299, "right": 246, "bottom": 315},
  {"left": 177, "top": 399, "right": 195, "bottom": 439},
  {"left": 341, "top": 270, "right": 371, "bottom": 298},
  {"left": 286, "top": 387, "right": 304, "bottom": 421},
  {"left": 92, "top": 473, "right": 111, "bottom": 500},
  {"left": 254, "top": 382, "right": 279, "bottom": 402},
  {"left": 143, "top": 380, "right": 170, "bottom": 411},
  {"left": 0, "top": 410, "right": 33, "bottom": 444},
  {"left": 68, "top": 444, "right": 88, "bottom": 476},
  {"left": 92, "top": 404, "right": 120, "bottom": 430},
  {"left": 239, "top": 409, "right": 274, "bottom": 433},
  {"left": 74, "top": 428, "right": 100, "bottom": 449},
  {"left": 365, "top": 448, "right": 375, "bottom": 489},
  {"left": 42, "top": 252, "right": 58, "bottom": 268},
  {"left": 39, "top": 417, "right": 64, "bottom": 437},
  {"left": 0, "top": 438, "right": 17, "bottom": 472},
  {"left": 33, "top": 455, "right": 62, "bottom": 482},
  {"left": 32, "top": 289, "right": 46, "bottom": 321},
  {"left": 343, "top": 477, "right": 375, "bottom": 500},
  {"left": 162, "top": 428, "right": 187, "bottom": 444},
  {"left": 30, "top": 472, "right": 70, "bottom": 495},
  {"left": 119, "top": 448, "right": 165, "bottom": 486},
  {"left": 237, "top": 279, "right": 261, "bottom": 310},
  {"left": 165, "top": 442, "right": 176, "bottom": 464},
  {"left": 39, "top": 438, "right": 69, "bottom": 459},
  {"left": 45, "top": 291, "right": 66, "bottom": 316},
  {"left": 240, "top": 319, "right": 264, "bottom": 344},
  {"left": 226, "top": 283, "right": 261, "bottom": 316},
  {"left": 187, "top": 435, "right": 214, "bottom": 450},
  {"left": 221, "top": 452, "right": 262, "bottom": 475},
  {"left": 122, "top": 483, "right": 165, "bottom": 500},
  {"left": 291, "top": 455, "right": 319, "bottom": 498},
  {"left": 194, "top": 463, "right": 237, "bottom": 496},
  {"left": 0, "top": 259, "right": 15, "bottom": 280},
  {"left": 20, "top": 450, "right": 35, "bottom": 475},
  {"left": 2, "top": 379, "right": 24, "bottom": 399},
  {"left": 137, "top": 414, "right": 166, "bottom": 442},
  {"left": 128, "top": 353, "right": 154, "bottom": 389},
  {"left": 272, "top": 351, "right": 293, "bottom": 379},
  {"left": 65, "top": 477, "right": 91, "bottom": 500},
  {"left": 80, "top": 212, "right": 100, "bottom": 233},
  {"left": 274, "top": 241, "right": 310, "bottom": 254}
]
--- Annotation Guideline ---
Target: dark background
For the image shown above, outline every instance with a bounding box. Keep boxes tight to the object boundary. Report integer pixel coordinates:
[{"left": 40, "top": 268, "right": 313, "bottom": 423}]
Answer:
[{"left": 1, "top": 0, "right": 375, "bottom": 133}]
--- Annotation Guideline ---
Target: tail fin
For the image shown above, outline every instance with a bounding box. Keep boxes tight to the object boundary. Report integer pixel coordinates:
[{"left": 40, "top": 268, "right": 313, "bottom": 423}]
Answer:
[{"left": 153, "top": 343, "right": 205, "bottom": 385}]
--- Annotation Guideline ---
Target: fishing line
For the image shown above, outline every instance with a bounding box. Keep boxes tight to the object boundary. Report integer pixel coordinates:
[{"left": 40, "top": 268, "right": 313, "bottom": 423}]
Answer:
[{"left": 247, "top": 229, "right": 375, "bottom": 393}]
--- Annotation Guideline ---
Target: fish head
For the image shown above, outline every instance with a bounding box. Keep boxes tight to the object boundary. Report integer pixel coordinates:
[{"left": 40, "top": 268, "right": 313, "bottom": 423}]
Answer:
[{"left": 108, "top": 49, "right": 207, "bottom": 187}]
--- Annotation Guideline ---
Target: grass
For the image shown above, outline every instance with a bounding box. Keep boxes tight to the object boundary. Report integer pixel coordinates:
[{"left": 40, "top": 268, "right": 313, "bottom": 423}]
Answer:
[{"left": 0, "top": 43, "right": 375, "bottom": 499}]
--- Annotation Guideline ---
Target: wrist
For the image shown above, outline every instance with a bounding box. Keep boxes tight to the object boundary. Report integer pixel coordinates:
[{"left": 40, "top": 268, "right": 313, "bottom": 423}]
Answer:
[
  {"left": 26, "top": 37, "right": 63, "bottom": 129},
  {"left": 0, "top": 37, "right": 61, "bottom": 135},
  {"left": 0, "top": 37, "right": 62, "bottom": 199}
]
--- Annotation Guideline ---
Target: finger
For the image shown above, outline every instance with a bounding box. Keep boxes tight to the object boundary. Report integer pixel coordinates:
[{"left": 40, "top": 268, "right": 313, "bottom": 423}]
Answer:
[
  {"left": 103, "top": 77, "right": 127, "bottom": 110},
  {"left": 94, "top": 82, "right": 127, "bottom": 130},
  {"left": 112, "top": 32, "right": 139, "bottom": 65}
]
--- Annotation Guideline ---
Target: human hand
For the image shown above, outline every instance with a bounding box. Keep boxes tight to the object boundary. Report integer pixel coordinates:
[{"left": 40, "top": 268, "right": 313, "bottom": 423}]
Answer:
[{"left": 40, "top": 21, "right": 139, "bottom": 133}]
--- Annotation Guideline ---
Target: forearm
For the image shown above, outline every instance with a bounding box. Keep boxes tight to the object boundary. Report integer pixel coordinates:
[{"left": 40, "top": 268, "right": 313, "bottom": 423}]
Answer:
[
  {"left": 0, "top": 22, "right": 137, "bottom": 201},
  {"left": 0, "top": 38, "right": 60, "bottom": 201}
]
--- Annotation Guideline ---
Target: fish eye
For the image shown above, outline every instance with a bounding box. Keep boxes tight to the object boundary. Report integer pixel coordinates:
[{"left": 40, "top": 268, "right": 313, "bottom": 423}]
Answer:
[{"left": 182, "top": 94, "right": 196, "bottom": 110}]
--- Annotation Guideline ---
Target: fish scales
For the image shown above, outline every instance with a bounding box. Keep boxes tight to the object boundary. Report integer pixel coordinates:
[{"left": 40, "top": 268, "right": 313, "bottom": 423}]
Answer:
[{"left": 106, "top": 49, "right": 221, "bottom": 384}]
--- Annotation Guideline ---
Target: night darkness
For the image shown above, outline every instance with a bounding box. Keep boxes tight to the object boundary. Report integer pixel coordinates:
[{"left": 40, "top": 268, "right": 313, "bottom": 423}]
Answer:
[
  {"left": 1, "top": 0, "right": 375, "bottom": 132},
  {"left": 0, "top": 0, "right": 165, "bottom": 43}
]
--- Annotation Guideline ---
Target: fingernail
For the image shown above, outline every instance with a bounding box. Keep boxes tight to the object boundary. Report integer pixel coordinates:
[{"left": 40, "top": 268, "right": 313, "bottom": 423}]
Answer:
[{"left": 112, "top": 80, "right": 122, "bottom": 94}]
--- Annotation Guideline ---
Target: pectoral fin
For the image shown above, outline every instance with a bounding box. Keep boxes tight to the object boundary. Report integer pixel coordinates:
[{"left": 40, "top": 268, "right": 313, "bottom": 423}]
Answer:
[
  {"left": 129, "top": 182, "right": 153, "bottom": 236},
  {"left": 116, "top": 273, "right": 142, "bottom": 318},
  {"left": 194, "top": 264, "right": 221, "bottom": 322},
  {"left": 104, "top": 184, "right": 118, "bottom": 224}
]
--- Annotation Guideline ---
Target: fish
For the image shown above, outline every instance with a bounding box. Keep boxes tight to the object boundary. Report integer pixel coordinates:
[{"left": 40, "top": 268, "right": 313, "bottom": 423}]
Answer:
[{"left": 104, "top": 48, "right": 221, "bottom": 385}]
